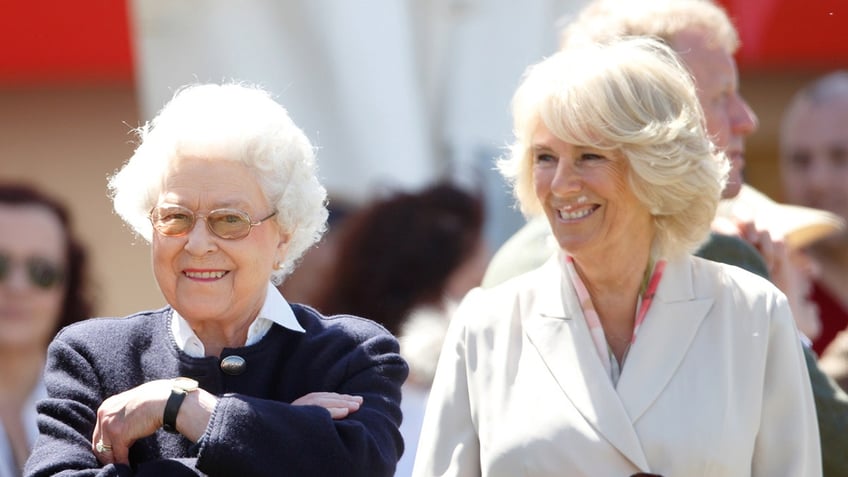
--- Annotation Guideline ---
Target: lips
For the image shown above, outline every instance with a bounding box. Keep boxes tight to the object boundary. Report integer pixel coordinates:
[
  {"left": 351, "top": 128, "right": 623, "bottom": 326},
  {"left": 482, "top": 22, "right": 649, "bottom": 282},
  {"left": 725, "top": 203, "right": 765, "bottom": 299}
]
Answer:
[
  {"left": 557, "top": 205, "right": 597, "bottom": 220},
  {"left": 183, "top": 270, "right": 227, "bottom": 279}
]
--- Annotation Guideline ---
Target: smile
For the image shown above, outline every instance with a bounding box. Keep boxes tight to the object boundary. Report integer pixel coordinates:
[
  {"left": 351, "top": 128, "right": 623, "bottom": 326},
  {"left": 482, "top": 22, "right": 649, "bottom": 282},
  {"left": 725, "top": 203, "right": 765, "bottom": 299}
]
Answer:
[
  {"left": 558, "top": 206, "right": 595, "bottom": 220},
  {"left": 184, "top": 271, "right": 227, "bottom": 279}
]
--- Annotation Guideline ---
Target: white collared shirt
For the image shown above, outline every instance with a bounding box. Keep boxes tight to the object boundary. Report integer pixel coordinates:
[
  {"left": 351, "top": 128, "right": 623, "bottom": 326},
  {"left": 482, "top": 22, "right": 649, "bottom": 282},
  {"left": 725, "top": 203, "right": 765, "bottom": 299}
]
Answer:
[{"left": 171, "top": 282, "right": 305, "bottom": 357}]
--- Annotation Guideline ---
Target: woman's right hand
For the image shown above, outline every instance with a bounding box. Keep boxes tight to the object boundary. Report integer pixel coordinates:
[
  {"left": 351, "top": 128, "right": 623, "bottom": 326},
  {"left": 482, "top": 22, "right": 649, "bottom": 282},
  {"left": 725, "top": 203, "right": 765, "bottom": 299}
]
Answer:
[
  {"left": 92, "top": 379, "right": 217, "bottom": 466},
  {"left": 91, "top": 380, "right": 174, "bottom": 466},
  {"left": 292, "top": 392, "right": 363, "bottom": 419}
]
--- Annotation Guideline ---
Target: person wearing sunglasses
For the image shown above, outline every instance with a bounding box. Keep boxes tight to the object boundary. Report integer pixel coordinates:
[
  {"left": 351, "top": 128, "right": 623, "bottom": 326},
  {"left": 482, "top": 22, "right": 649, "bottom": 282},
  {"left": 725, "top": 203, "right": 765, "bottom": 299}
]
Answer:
[
  {"left": 0, "top": 183, "right": 94, "bottom": 477},
  {"left": 25, "top": 83, "right": 408, "bottom": 477}
]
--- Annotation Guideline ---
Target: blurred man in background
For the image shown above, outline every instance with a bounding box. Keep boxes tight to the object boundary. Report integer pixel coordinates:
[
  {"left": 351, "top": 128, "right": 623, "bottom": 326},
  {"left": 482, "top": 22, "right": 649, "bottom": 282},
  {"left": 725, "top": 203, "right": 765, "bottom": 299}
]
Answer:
[{"left": 780, "top": 71, "right": 848, "bottom": 389}]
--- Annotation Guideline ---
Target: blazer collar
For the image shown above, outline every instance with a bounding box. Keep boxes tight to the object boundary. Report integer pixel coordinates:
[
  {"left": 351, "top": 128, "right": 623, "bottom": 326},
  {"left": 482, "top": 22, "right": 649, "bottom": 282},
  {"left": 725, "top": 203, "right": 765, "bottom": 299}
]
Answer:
[{"left": 523, "top": 255, "right": 713, "bottom": 471}]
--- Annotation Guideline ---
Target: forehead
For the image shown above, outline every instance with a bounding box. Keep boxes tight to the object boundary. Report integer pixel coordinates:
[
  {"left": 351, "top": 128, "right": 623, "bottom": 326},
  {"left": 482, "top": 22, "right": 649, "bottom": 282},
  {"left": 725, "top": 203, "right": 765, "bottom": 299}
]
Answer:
[
  {"left": 784, "top": 98, "right": 848, "bottom": 145},
  {"left": 159, "top": 155, "right": 268, "bottom": 209},
  {"left": 0, "top": 204, "right": 66, "bottom": 258},
  {"left": 671, "top": 29, "right": 737, "bottom": 91}
]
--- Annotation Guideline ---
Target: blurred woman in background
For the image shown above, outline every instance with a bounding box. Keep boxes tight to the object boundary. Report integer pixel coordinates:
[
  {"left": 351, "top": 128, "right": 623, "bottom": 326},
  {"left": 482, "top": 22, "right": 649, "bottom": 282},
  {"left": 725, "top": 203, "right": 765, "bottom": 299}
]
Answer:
[
  {"left": 314, "top": 182, "right": 488, "bottom": 476},
  {"left": 0, "top": 183, "right": 93, "bottom": 477}
]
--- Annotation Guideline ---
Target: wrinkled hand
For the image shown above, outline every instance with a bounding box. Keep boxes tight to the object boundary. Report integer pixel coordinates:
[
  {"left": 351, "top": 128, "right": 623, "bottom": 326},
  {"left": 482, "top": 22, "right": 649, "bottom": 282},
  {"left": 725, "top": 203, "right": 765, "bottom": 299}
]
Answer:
[
  {"left": 92, "top": 379, "right": 172, "bottom": 466},
  {"left": 292, "top": 392, "right": 363, "bottom": 419}
]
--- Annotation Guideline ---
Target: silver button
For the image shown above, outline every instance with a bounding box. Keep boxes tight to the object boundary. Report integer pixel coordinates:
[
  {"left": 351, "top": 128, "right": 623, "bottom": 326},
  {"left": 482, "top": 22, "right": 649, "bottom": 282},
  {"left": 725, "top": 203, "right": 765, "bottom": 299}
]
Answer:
[{"left": 220, "top": 355, "right": 246, "bottom": 375}]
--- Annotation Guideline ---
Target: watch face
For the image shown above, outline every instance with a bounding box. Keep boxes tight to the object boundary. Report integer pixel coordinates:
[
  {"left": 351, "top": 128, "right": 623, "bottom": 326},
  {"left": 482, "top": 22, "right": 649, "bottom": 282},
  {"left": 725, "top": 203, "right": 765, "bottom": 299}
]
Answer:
[{"left": 173, "top": 377, "right": 199, "bottom": 392}]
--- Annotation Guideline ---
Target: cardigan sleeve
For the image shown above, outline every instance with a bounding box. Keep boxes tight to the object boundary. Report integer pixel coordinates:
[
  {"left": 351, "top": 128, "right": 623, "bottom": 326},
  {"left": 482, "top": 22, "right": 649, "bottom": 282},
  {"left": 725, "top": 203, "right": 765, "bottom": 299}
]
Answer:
[
  {"left": 194, "top": 323, "right": 408, "bottom": 477},
  {"left": 25, "top": 337, "right": 206, "bottom": 477}
]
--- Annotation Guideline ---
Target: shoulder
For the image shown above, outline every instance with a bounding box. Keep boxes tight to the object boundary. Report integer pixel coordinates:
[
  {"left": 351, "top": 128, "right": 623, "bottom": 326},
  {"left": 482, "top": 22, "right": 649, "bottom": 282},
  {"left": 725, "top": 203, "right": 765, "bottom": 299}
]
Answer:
[
  {"left": 454, "top": 258, "right": 559, "bottom": 331},
  {"left": 688, "top": 254, "right": 779, "bottom": 295},
  {"left": 54, "top": 307, "right": 170, "bottom": 345},
  {"left": 683, "top": 256, "right": 790, "bottom": 326},
  {"left": 290, "top": 303, "right": 397, "bottom": 343}
]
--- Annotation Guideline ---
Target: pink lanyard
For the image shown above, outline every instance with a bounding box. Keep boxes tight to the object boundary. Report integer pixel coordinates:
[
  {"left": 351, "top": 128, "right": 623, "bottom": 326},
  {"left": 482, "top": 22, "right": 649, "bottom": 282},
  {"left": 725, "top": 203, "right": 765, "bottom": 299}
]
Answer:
[{"left": 565, "top": 256, "right": 666, "bottom": 379}]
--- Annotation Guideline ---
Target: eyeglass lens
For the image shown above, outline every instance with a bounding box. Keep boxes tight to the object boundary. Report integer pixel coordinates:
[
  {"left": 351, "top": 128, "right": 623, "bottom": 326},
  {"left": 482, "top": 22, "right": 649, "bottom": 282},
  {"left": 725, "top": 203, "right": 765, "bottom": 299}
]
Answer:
[
  {"left": 0, "top": 253, "right": 66, "bottom": 290},
  {"left": 150, "top": 206, "right": 272, "bottom": 240}
]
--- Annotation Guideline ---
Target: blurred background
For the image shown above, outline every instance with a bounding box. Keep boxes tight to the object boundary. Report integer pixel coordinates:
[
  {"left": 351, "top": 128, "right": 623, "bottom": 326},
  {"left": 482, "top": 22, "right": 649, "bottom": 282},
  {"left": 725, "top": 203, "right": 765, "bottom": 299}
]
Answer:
[{"left": 1, "top": 0, "right": 846, "bottom": 318}]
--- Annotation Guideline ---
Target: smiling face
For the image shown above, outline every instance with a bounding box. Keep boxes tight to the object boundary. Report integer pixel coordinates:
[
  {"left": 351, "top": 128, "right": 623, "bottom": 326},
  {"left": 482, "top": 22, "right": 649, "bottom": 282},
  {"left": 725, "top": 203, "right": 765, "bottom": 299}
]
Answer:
[
  {"left": 152, "top": 155, "right": 289, "bottom": 329},
  {"left": 672, "top": 29, "right": 758, "bottom": 199},
  {"left": 531, "top": 124, "right": 654, "bottom": 261}
]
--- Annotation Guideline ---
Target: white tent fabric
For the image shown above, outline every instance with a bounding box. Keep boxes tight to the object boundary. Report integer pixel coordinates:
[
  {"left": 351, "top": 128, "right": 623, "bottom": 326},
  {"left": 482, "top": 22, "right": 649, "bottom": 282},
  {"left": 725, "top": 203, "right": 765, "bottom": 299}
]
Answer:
[
  {"left": 131, "top": 0, "right": 581, "bottom": 198},
  {"left": 130, "top": 0, "right": 584, "bottom": 242}
]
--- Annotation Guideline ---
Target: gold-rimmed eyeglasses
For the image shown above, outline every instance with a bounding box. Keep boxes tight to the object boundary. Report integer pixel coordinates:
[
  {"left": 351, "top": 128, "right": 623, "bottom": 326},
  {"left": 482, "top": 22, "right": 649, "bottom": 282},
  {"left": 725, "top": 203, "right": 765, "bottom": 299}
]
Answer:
[{"left": 148, "top": 205, "right": 277, "bottom": 240}]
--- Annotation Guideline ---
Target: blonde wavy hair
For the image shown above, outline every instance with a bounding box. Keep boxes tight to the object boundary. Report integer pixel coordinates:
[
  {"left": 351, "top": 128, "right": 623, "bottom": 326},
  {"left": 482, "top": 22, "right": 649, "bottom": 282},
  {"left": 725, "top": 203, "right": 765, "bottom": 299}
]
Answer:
[{"left": 498, "top": 37, "right": 728, "bottom": 259}]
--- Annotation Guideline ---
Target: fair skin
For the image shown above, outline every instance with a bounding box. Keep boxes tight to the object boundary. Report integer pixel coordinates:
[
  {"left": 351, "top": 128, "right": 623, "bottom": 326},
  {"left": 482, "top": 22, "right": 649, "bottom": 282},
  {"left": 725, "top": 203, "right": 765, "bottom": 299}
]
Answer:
[
  {"left": 0, "top": 204, "right": 67, "bottom": 470},
  {"left": 672, "top": 28, "right": 811, "bottom": 324},
  {"left": 151, "top": 155, "right": 288, "bottom": 355},
  {"left": 92, "top": 155, "right": 361, "bottom": 466},
  {"left": 531, "top": 124, "right": 654, "bottom": 362},
  {"left": 781, "top": 94, "right": 848, "bottom": 313},
  {"left": 671, "top": 28, "right": 758, "bottom": 200}
]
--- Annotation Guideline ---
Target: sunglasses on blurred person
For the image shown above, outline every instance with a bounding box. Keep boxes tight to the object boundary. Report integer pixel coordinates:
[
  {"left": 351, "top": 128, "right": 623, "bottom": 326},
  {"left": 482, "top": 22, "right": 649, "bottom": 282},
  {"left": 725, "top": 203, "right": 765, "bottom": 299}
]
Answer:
[{"left": 0, "top": 253, "right": 65, "bottom": 290}]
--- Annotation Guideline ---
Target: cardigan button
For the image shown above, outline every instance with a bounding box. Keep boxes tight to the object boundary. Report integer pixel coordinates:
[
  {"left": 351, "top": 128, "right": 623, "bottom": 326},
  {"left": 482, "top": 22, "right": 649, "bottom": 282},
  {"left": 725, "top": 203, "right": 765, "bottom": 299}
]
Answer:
[{"left": 220, "top": 355, "right": 246, "bottom": 375}]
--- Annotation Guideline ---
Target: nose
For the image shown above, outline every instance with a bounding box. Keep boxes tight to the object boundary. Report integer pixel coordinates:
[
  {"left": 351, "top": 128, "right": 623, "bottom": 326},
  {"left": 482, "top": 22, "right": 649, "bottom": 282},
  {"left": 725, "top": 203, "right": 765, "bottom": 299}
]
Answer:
[
  {"left": 550, "top": 159, "right": 583, "bottom": 196},
  {"left": 732, "top": 94, "right": 758, "bottom": 137},
  {"left": 182, "top": 218, "right": 218, "bottom": 256},
  {"left": 805, "top": 158, "right": 832, "bottom": 193},
  {"left": 2, "top": 263, "right": 32, "bottom": 291}
]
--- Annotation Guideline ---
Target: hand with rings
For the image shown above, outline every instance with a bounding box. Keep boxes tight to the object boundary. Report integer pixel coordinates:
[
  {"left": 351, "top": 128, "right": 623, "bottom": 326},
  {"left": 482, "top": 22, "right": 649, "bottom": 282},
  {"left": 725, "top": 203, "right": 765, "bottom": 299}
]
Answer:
[
  {"left": 95, "top": 440, "right": 112, "bottom": 454},
  {"left": 91, "top": 380, "right": 178, "bottom": 465}
]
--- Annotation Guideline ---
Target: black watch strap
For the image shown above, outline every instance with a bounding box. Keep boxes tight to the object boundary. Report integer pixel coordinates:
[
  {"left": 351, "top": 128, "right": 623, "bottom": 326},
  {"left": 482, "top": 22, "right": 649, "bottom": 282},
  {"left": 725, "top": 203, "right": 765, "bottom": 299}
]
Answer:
[{"left": 162, "top": 388, "right": 188, "bottom": 433}]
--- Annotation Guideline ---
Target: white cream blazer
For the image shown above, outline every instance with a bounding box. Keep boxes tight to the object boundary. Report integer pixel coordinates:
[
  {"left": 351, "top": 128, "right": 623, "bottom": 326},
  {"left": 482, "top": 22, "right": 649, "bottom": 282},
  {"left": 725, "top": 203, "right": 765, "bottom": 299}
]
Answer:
[{"left": 411, "top": 255, "right": 821, "bottom": 477}]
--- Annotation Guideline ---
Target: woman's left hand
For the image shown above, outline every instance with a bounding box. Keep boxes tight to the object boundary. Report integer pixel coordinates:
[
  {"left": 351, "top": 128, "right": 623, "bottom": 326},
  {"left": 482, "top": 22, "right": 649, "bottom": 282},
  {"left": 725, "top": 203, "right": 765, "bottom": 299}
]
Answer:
[
  {"left": 91, "top": 379, "right": 174, "bottom": 466},
  {"left": 292, "top": 392, "right": 363, "bottom": 419}
]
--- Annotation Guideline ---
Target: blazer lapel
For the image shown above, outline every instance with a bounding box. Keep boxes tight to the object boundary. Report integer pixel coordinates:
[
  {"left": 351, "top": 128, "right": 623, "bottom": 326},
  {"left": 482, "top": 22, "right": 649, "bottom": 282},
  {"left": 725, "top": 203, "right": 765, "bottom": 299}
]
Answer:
[
  {"left": 523, "top": 258, "right": 651, "bottom": 471},
  {"left": 615, "top": 257, "right": 713, "bottom": 422}
]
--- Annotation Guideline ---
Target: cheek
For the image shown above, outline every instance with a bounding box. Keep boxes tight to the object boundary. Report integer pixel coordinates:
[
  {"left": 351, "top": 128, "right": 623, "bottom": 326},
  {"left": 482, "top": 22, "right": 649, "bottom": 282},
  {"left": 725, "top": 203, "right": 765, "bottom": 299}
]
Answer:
[
  {"left": 533, "top": 167, "right": 553, "bottom": 195},
  {"left": 29, "top": 290, "right": 66, "bottom": 338},
  {"left": 151, "top": 239, "right": 179, "bottom": 292}
]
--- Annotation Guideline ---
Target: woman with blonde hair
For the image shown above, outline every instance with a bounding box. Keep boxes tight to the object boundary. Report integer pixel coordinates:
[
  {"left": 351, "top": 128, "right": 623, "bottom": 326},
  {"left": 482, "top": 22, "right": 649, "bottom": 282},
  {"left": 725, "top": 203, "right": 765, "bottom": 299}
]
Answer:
[{"left": 412, "top": 37, "right": 819, "bottom": 477}]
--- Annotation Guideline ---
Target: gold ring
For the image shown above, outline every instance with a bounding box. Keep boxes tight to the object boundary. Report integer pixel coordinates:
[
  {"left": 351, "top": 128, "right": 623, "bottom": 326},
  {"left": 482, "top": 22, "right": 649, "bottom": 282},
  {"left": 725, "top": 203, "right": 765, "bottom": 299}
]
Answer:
[{"left": 96, "top": 440, "right": 113, "bottom": 453}]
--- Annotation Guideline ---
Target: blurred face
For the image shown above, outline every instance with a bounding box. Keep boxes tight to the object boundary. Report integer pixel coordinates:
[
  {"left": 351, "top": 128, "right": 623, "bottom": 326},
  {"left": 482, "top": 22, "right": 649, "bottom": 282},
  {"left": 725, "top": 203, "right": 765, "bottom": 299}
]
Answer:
[
  {"left": 0, "top": 204, "right": 67, "bottom": 351},
  {"left": 780, "top": 97, "right": 848, "bottom": 225},
  {"left": 151, "top": 155, "right": 289, "bottom": 329},
  {"left": 673, "top": 29, "right": 758, "bottom": 199},
  {"left": 531, "top": 124, "right": 653, "bottom": 260}
]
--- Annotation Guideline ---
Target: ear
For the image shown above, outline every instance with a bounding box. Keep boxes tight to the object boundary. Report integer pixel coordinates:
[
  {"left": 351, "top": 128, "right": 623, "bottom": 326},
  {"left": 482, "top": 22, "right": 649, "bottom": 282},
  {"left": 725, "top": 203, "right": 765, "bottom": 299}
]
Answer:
[{"left": 274, "top": 227, "right": 293, "bottom": 267}]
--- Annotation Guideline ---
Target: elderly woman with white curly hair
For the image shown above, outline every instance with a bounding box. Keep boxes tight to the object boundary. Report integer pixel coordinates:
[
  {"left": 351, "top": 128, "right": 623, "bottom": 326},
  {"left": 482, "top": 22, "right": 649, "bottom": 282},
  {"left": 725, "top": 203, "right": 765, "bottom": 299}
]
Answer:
[
  {"left": 25, "top": 83, "right": 408, "bottom": 477},
  {"left": 411, "top": 37, "right": 819, "bottom": 477}
]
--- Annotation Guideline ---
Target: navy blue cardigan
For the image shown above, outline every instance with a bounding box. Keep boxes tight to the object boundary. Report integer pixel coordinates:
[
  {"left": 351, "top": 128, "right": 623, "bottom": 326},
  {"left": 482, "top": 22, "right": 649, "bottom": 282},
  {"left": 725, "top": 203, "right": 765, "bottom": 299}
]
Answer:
[{"left": 24, "top": 304, "right": 408, "bottom": 477}]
